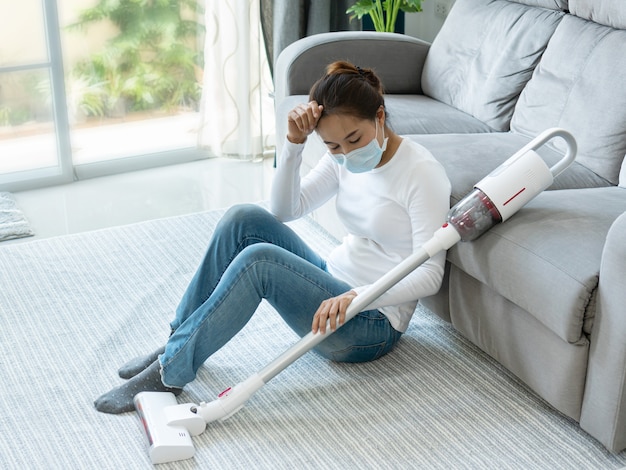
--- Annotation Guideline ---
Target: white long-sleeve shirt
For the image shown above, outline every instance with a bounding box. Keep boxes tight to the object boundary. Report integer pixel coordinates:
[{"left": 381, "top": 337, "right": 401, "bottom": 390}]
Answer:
[{"left": 270, "top": 137, "right": 451, "bottom": 332}]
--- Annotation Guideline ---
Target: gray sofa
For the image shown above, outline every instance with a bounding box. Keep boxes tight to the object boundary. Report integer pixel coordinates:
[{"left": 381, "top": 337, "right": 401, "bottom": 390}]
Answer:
[{"left": 273, "top": 0, "right": 626, "bottom": 453}]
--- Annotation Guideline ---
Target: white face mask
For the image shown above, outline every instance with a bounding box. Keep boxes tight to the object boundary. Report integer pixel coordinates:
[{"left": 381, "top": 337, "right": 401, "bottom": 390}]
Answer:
[{"left": 330, "top": 122, "right": 388, "bottom": 173}]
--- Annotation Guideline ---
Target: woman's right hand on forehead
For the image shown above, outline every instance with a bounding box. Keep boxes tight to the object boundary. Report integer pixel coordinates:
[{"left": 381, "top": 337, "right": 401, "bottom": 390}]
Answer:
[{"left": 286, "top": 101, "right": 323, "bottom": 144}]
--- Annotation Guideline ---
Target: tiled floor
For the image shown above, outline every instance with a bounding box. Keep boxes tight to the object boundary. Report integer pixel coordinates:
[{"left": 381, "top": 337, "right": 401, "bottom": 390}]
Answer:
[{"left": 8, "top": 156, "right": 275, "bottom": 244}]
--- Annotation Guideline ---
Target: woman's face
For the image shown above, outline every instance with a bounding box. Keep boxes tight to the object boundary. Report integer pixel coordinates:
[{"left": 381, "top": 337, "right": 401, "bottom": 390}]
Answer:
[{"left": 316, "top": 110, "right": 383, "bottom": 156}]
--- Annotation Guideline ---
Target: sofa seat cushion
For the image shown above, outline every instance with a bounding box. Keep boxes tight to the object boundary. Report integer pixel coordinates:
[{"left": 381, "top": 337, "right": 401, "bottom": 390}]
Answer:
[
  {"left": 384, "top": 95, "right": 493, "bottom": 135},
  {"left": 511, "top": 14, "right": 626, "bottom": 185},
  {"left": 447, "top": 187, "right": 626, "bottom": 344},
  {"left": 276, "top": 95, "right": 495, "bottom": 154},
  {"left": 409, "top": 132, "right": 612, "bottom": 205},
  {"left": 422, "top": 0, "right": 565, "bottom": 132}
]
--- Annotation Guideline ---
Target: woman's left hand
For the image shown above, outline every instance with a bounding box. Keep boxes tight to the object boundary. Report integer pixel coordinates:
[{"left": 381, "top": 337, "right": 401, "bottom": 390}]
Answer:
[{"left": 312, "top": 290, "right": 358, "bottom": 334}]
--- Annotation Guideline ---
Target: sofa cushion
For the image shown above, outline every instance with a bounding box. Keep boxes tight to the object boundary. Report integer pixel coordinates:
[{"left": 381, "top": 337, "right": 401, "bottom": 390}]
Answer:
[
  {"left": 447, "top": 187, "right": 626, "bottom": 344},
  {"left": 409, "top": 132, "right": 611, "bottom": 204},
  {"left": 383, "top": 95, "right": 493, "bottom": 135},
  {"left": 511, "top": 15, "right": 626, "bottom": 185},
  {"left": 422, "top": 0, "right": 565, "bottom": 132},
  {"left": 513, "top": 0, "right": 568, "bottom": 9},
  {"left": 569, "top": 0, "right": 626, "bottom": 29}
]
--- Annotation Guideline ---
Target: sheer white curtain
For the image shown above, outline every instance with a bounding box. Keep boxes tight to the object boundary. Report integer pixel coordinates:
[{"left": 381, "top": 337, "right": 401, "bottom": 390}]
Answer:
[{"left": 199, "top": 0, "right": 275, "bottom": 161}]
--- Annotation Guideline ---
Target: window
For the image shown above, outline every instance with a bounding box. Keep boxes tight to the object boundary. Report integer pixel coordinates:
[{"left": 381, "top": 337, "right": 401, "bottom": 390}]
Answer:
[{"left": 0, "top": 0, "right": 206, "bottom": 192}]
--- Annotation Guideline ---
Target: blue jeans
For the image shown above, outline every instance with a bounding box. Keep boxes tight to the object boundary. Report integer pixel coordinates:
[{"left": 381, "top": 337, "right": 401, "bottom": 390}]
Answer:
[{"left": 160, "top": 204, "right": 402, "bottom": 388}]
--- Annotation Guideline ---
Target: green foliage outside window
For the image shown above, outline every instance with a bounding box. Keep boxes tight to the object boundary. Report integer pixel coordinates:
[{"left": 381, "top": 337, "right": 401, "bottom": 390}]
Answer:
[{"left": 68, "top": 0, "right": 205, "bottom": 118}]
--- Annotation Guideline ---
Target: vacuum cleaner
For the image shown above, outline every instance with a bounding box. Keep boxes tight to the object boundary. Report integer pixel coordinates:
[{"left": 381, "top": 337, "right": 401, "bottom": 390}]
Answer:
[{"left": 134, "top": 128, "right": 577, "bottom": 464}]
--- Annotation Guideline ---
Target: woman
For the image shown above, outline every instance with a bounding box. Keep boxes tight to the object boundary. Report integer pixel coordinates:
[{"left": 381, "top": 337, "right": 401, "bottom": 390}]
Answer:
[{"left": 95, "top": 61, "right": 451, "bottom": 414}]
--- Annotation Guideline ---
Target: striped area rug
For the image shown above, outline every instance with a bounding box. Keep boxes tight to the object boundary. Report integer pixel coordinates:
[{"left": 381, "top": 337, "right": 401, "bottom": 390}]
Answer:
[{"left": 1, "top": 207, "right": 625, "bottom": 469}]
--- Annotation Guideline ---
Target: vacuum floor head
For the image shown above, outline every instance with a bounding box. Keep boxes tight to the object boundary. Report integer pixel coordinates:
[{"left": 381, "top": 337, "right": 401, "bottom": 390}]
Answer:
[{"left": 134, "top": 391, "right": 195, "bottom": 464}]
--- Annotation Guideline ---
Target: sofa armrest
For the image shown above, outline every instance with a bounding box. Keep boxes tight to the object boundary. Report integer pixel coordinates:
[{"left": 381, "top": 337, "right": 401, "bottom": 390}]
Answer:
[
  {"left": 580, "top": 210, "right": 626, "bottom": 452},
  {"left": 274, "top": 31, "right": 430, "bottom": 104}
]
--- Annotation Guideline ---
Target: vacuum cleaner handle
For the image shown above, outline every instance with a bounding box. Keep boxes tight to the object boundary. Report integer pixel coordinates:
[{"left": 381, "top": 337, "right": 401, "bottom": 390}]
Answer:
[
  {"left": 546, "top": 128, "right": 577, "bottom": 176},
  {"left": 516, "top": 127, "right": 577, "bottom": 177},
  {"left": 258, "top": 223, "right": 461, "bottom": 384},
  {"left": 258, "top": 248, "right": 433, "bottom": 383}
]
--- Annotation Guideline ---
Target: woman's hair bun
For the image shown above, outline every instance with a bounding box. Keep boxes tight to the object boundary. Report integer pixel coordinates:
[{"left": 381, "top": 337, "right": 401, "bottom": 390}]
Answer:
[{"left": 325, "top": 60, "right": 382, "bottom": 94}]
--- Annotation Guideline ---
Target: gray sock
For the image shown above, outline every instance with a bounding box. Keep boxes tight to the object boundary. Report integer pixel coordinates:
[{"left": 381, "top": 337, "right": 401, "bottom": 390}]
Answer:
[
  {"left": 118, "top": 346, "right": 166, "bottom": 379},
  {"left": 94, "top": 359, "right": 182, "bottom": 414}
]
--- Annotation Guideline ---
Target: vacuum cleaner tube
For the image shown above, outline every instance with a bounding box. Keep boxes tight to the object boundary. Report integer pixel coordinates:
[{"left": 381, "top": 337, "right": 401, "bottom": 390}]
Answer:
[{"left": 447, "top": 188, "right": 503, "bottom": 241}]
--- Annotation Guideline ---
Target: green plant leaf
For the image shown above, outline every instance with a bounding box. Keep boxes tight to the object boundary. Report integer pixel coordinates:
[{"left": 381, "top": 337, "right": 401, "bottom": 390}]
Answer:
[
  {"left": 400, "top": 0, "right": 423, "bottom": 13},
  {"left": 346, "top": 0, "right": 377, "bottom": 21}
]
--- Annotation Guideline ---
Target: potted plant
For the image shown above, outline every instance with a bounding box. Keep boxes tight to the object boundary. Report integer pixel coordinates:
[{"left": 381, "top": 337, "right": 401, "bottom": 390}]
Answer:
[{"left": 347, "top": 0, "right": 423, "bottom": 33}]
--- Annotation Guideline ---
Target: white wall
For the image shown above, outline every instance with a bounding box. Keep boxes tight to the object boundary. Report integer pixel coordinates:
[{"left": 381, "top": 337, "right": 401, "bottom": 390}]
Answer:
[{"left": 404, "top": 0, "right": 455, "bottom": 43}]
